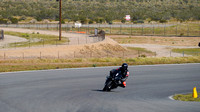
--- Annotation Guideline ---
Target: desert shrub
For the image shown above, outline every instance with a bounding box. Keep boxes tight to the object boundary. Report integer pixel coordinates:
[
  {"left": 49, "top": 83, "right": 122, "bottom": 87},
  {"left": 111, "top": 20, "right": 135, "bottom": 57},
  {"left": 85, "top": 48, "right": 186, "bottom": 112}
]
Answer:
[{"left": 139, "top": 54, "right": 146, "bottom": 57}]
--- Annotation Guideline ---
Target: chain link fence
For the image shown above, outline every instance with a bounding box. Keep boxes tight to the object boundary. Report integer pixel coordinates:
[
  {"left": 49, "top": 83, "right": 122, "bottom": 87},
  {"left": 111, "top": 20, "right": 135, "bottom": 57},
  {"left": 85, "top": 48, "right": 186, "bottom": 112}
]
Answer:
[
  {"left": 0, "top": 23, "right": 200, "bottom": 37},
  {"left": 0, "top": 36, "right": 104, "bottom": 49},
  {"left": 0, "top": 30, "right": 105, "bottom": 49},
  {"left": 0, "top": 50, "right": 199, "bottom": 60}
]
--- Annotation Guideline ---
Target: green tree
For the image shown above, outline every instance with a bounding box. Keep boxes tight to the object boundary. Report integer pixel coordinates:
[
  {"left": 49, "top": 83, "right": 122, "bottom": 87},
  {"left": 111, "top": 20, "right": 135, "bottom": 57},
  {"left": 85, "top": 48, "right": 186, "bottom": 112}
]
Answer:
[
  {"left": 9, "top": 17, "right": 18, "bottom": 24},
  {"left": 0, "top": 18, "right": 7, "bottom": 24},
  {"left": 121, "top": 18, "right": 126, "bottom": 23}
]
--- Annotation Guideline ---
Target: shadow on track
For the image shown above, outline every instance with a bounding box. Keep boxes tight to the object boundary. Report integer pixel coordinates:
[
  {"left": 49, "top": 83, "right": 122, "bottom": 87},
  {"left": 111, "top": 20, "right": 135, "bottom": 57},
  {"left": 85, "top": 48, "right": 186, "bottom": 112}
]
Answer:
[{"left": 91, "top": 89, "right": 117, "bottom": 92}]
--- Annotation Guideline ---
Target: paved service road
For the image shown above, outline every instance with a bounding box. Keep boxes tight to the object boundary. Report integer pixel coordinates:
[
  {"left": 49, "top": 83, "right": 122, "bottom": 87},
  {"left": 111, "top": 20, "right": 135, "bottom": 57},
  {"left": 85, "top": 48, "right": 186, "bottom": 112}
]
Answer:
[
  {"left": 0, "top": 64, "right": 200, "bottom": 112},
  {"left": 0, "top": 27, "right": 96, "bottom": 45}
]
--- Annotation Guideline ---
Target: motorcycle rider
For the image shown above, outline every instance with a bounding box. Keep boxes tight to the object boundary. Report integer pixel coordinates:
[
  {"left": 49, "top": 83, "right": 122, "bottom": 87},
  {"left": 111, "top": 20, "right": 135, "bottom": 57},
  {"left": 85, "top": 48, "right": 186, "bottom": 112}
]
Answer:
[{"left": 109, "top": 63, "right": 129, "bottom": 88}]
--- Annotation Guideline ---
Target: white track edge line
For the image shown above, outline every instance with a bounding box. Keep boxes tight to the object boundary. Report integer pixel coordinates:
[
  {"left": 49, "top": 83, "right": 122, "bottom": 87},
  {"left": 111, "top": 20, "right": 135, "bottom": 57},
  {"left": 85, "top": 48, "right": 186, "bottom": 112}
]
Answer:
[{"left": 0, "top": 63, "right": 199, "bottom": 75}]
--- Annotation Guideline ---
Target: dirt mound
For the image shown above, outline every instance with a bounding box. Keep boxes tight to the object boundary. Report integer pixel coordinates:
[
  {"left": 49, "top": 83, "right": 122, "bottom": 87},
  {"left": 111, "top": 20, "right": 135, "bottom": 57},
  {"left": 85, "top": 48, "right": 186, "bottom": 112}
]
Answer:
[{"left": 0, "top": 37, "right": 126, "bottom": 59}]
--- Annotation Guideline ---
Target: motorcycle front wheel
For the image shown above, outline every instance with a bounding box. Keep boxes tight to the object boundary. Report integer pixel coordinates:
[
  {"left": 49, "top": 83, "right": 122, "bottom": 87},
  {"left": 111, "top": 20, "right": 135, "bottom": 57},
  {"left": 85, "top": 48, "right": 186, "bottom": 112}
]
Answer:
[{"left": 103, "top": 80, "right": 112, "bottom": 91}]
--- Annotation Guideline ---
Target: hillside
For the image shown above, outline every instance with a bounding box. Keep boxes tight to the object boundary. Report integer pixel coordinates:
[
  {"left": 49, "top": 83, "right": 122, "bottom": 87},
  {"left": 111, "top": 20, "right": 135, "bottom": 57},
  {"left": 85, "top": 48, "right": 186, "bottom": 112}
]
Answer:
[{"left": 0, "top": 0, "right": 200, "bottom": 24}]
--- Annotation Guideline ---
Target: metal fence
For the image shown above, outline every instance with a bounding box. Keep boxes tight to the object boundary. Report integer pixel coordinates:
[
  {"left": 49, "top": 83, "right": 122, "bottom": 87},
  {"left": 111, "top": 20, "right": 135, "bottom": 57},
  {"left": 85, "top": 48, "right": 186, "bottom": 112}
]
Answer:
[
  {"left": 0, "top": 36, "right": 104, "bottom": 49},
  {"left": 0, "top": 50, "right": 199, "bottom": 60},
  {"left": 0, "top": 23, "right": 200, "bottom": 37}
]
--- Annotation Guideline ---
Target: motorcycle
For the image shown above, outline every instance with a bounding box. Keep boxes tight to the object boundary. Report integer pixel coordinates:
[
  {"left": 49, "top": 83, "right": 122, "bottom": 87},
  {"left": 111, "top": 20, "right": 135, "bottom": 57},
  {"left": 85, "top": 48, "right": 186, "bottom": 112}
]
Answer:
[{"left": 102, "top": 72, "right": 122, "bottom": 91}]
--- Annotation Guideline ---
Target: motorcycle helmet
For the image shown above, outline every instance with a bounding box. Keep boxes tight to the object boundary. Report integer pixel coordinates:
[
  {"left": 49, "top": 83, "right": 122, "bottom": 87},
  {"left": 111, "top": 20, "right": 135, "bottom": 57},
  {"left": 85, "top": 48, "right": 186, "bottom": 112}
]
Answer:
[{"left": 121, "top": 63, "right": 128, "bottom": 70}]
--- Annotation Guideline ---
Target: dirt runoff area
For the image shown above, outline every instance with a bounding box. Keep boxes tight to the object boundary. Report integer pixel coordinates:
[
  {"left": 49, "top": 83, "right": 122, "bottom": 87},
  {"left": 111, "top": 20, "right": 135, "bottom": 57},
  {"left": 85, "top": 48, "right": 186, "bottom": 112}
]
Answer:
[
  {"left": 0, "top": 28, "right": 154, "bottom": 59},
  {"left": 109, "top": 35, "right": 200, "bottom": 57},
  {"left": 109, "top": 35, "right": 200, "bottom": 46},
  {"left": 0, "top": 27, "right": 199, "bottom": 59},
  {"left": 0, "top": 37, "right": 128, "bottom": 59}
]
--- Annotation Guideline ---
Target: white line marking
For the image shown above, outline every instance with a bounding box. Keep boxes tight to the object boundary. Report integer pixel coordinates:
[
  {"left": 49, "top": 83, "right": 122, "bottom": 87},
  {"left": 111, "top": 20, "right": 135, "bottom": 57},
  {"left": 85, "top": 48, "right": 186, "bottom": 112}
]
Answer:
[
  {"left": 0, "top": 63, "right": 199, "bottom": 75},
  {"left": 168, "top": 95, "right": 175, "bottom": 101}
]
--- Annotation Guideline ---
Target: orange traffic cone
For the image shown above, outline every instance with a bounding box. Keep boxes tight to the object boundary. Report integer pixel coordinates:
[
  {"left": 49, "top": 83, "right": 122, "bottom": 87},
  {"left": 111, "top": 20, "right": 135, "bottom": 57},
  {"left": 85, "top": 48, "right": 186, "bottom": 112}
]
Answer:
[{"left": 193, "top": 87, "right": 198, "bottom": 98}]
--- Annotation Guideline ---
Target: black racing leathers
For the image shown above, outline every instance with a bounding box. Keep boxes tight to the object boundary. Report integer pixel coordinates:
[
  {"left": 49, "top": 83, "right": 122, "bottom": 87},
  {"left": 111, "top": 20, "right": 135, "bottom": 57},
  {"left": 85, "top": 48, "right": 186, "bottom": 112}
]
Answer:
[{"left": 110, "top": 67, "right": 129, "bottom": 87}]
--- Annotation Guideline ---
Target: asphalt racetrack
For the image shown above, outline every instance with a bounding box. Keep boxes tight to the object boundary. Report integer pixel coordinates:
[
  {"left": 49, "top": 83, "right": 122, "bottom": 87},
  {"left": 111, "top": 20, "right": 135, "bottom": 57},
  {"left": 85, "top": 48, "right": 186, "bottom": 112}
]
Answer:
[{"left": 0, "top": 64, "right": 200, "bottom": 112}]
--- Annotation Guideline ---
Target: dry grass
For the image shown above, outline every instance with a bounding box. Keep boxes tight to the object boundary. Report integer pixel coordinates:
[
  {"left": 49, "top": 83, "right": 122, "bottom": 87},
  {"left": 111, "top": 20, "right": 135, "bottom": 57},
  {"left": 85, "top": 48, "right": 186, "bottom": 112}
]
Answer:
[
  {"left": 173, "top": 93, "right": 200, "bottom": 102},
  {"left": 0, "top": 56, "right": 200, "bottom": 72},
  {"left": 4, "top": 31, "right": 69, "bottom": 48},
  {"left": 172, "top": 48, "right": 200, "bottom": 56},
  {"left": 97, "top": 23, "right": 200, "bottom": 37},
  {"left": 110, "top": 36, "right": 200, "bottom": 46}
]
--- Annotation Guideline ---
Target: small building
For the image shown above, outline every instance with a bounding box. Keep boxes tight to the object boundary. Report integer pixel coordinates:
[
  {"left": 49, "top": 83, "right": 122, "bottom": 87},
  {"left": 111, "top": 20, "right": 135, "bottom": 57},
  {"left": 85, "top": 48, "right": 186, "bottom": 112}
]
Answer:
[{"left": 74, "top": 22, "right": 82, "bottom": 28}]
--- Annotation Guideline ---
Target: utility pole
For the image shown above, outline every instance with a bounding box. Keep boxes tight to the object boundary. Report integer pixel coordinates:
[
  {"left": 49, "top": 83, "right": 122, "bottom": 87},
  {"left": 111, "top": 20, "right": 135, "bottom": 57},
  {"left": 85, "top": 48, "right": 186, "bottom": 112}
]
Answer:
[
  {"left": 57, "top": 0, "right": 62, "bottom": 41},
  {"left": 59, "top": 0, "right": 62, "bottom": 40}
]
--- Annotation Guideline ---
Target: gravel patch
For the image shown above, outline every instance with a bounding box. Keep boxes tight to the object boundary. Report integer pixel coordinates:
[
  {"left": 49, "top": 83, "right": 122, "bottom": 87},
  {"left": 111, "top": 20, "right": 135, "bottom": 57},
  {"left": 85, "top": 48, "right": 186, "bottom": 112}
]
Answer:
[
  {"left": 121, "top": 44, "right": 199, "bottom": 57},
  {"left": 0, "top": 27, "right": 94, "bottom": 45},
  {"left": 0, "top": 35, "right": 27, "bottom": 47}
]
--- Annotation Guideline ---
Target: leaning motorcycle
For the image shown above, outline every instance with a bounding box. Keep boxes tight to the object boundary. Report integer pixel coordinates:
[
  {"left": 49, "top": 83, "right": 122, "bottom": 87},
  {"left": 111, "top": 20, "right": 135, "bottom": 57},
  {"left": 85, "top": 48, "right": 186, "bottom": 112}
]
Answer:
[{"left": 102, "top": 73, "right": 122, "bottom": 91}]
